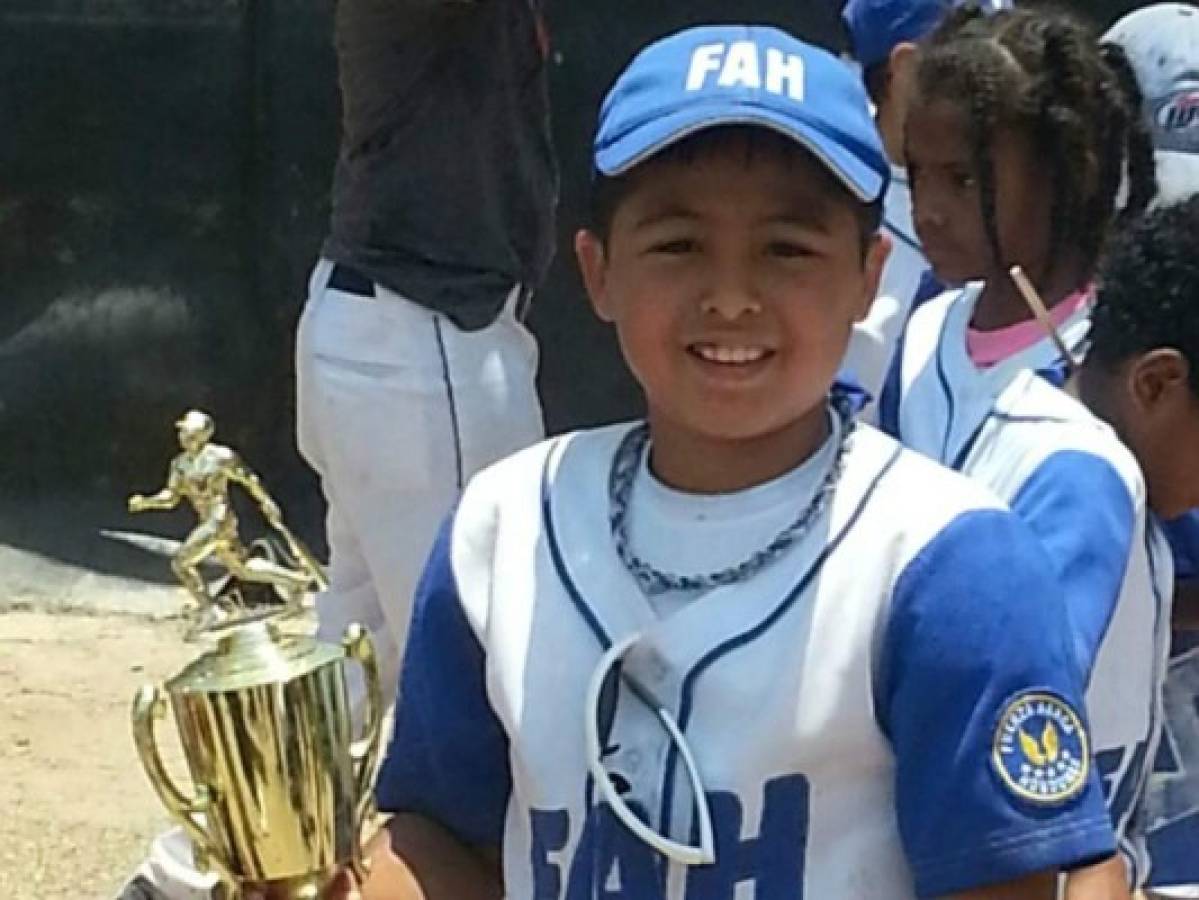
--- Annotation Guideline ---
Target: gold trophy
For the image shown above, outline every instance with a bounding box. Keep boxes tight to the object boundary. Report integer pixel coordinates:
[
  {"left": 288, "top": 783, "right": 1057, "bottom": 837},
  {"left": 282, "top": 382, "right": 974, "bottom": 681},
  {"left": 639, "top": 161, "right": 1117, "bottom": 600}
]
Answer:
[{"left": 128, "top": 410, "right": 383, "bottom": 899}]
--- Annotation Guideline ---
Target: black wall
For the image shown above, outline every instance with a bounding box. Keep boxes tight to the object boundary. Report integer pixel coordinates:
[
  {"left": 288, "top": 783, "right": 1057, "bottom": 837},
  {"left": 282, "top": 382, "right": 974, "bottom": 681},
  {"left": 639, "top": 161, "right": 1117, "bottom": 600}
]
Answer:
[{"left": 0, "top": 0, "right": 1152, "bottom": 570}]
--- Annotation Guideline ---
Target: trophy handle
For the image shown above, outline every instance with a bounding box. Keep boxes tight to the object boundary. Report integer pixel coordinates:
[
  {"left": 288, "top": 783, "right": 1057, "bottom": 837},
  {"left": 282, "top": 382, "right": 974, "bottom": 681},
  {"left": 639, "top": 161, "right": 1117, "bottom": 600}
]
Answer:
[
  {"left": 131, "top": 685, "right": 236, "bottom": 886},
  {"left": 342, "top": 623, "right": 383, "bottom": 882}
]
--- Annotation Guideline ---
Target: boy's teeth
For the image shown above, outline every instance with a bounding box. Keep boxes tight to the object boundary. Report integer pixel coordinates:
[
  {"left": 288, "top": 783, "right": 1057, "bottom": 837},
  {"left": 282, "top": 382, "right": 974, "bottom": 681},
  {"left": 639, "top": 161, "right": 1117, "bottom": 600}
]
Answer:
[{"left": 695, "top": 344, "right": 766, "bottom": 364}]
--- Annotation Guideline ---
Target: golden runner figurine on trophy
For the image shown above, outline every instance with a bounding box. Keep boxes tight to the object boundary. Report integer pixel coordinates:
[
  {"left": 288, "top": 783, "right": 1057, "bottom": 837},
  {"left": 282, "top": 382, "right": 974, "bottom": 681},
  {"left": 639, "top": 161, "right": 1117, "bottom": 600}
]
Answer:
[{"left": 129, "top": 409, "right": 327, "bottom": 633}]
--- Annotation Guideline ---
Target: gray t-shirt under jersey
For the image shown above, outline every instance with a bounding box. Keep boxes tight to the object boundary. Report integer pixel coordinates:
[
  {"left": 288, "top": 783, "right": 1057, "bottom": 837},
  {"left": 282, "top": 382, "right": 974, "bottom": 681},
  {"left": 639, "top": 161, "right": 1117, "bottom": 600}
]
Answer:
[{"left": 322, "top": 0, "right": 558, "bottom": 330}]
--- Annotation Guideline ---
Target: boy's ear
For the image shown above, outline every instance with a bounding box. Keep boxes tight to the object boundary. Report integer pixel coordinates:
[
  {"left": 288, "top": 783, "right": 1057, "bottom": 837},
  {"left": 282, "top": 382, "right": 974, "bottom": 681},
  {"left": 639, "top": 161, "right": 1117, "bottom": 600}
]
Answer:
[
  {"left": 1129, "top": 348, "right": 1190, "bottom": 411},
  {"left": 854, "top": 232, "right": 891, "bottom": 323},
  {"left": 879, "top": 42, "right": 919, "bottom": 162},
  {"left": 575, "top": 229, "right": 615, "bottom": 322}
]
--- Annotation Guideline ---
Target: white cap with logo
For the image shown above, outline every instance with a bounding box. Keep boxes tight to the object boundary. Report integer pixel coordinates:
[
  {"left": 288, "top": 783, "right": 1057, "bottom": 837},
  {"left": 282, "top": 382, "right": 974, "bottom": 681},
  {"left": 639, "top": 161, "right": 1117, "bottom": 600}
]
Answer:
[{"left": 1105, "top": 2, "right": 1199, "bottom": 204}]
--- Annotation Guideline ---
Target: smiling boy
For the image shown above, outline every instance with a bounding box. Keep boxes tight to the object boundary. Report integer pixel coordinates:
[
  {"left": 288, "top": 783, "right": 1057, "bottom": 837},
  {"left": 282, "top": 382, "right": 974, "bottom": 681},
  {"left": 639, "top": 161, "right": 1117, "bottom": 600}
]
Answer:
[{"left": 324, "top": 26, "right": 1122, "bottom": 900}]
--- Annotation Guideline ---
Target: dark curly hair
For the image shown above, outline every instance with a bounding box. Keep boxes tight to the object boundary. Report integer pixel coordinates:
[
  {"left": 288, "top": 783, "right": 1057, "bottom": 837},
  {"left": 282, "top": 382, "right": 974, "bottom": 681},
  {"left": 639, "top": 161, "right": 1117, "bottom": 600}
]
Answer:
[
  {"left": 914, "top": 6, "right": 1157, "bottom": 285},
  {"left": 1089, "top": 197, "right": 1199, "bottom": 396}
]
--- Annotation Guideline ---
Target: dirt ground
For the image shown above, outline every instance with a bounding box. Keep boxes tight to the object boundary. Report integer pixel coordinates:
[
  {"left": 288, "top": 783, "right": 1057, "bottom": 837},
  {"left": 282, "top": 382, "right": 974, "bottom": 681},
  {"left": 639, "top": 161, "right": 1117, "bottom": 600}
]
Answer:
[{"left": 0, "top": 611, "right": 195, "bottom": 900}]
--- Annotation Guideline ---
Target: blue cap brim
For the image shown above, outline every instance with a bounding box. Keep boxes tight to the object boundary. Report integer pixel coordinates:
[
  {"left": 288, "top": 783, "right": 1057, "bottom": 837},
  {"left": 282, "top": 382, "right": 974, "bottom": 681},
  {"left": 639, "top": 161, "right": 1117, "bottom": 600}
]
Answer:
[{"left": 594, "top": 102, "right": 886, "bottom": 203}]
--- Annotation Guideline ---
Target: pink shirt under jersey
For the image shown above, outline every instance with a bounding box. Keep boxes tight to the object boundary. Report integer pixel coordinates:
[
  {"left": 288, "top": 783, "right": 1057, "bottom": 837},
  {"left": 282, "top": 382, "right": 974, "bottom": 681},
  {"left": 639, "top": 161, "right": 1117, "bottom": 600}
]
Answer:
[{"left": 966, "top": 286, "right": 1092, "bottom": 368}]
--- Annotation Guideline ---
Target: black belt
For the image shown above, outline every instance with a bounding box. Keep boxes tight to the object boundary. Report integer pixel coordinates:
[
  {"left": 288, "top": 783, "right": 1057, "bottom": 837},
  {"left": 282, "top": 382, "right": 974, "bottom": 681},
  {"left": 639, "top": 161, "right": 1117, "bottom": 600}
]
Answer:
[
  {"left": 327, "top": 263, "right": 375, "bottom": 298},
  {"left": 328, "top": 262, "right": 530, "bottom": 320}
]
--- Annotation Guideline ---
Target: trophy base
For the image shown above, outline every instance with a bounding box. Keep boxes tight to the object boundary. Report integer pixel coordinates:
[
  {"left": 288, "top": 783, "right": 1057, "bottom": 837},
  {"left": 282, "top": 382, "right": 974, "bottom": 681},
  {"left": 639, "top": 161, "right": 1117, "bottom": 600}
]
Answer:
[{"left": 184, "top": 594, "right": 308, "bottom": 643}]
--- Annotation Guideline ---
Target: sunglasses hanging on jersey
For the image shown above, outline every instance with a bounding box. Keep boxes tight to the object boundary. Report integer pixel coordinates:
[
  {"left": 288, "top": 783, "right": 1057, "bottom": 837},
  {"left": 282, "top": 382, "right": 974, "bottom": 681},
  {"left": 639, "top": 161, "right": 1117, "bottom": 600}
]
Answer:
[{"left": 584, "top": 633, "right": 717, "bottom": 866}]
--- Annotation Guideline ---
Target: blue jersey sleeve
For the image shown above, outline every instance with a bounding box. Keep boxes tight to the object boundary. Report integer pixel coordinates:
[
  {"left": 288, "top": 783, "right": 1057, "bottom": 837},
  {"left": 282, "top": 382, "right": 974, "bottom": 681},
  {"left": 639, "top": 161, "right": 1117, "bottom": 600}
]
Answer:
[
  {"left": 1166, "top": 511, "right": 1199, "bottom": 582},
  {"left": 877, "top": 509, "right": 1116, "bottom": 898},
  {"left": 374, "top": 513, "right": 512, "bottom": 848},
  {"left": 1009, "top": 451, "right": 1136, "bottom": 683}
]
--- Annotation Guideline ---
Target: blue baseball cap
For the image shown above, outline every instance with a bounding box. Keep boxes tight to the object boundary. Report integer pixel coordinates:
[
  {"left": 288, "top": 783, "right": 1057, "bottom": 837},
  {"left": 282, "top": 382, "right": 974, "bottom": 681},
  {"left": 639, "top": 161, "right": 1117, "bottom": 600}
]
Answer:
[
  {"left": 842, "top": 0, "right": 1012, "bottom": 68},
  {"left": 594, "top": 25, "right": 889, "bottom": 203}
]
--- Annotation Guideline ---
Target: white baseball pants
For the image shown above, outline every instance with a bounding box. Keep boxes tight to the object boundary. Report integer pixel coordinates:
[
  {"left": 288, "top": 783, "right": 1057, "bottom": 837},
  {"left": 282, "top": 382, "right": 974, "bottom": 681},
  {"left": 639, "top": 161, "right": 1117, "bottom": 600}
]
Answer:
[{"left": 298, "top": 258, "right": 545, "bottom": 704}]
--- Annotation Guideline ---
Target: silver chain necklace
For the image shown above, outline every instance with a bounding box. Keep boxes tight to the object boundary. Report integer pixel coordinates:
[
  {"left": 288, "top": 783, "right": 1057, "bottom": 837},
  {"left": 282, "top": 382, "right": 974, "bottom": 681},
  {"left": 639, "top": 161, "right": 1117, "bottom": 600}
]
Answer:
[{"left": 608, "top": 393, "right": 855, "bottom": 596}]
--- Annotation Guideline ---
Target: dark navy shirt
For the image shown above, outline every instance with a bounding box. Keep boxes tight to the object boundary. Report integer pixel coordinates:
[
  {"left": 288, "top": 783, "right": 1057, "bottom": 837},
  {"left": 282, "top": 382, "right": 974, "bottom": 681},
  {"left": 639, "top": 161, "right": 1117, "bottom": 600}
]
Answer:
[{"left": 323, "top": 0, "right": 558, "bottom": 330}]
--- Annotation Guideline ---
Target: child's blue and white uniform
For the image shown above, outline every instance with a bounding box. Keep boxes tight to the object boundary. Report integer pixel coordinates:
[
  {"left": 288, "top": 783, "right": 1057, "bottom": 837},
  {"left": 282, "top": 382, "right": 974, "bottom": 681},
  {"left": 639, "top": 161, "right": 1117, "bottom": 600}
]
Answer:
[
  {"left": 880, "top": 283, "right": 1174, "bottom": 884},
  {"left": 376, "top": 420, "right": 1116, "bottom": 899}
]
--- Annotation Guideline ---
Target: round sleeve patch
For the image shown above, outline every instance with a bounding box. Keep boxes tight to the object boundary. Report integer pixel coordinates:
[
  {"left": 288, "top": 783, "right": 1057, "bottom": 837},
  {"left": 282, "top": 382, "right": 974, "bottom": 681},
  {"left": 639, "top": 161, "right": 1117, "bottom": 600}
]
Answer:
[{"left": 992, "top": 691, "right": 1090, "bottom": 805}]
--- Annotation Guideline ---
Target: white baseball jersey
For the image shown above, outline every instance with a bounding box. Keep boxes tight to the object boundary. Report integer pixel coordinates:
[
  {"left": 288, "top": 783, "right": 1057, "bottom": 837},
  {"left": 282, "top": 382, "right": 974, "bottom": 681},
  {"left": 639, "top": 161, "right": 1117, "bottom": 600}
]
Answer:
[
  {"left": 376, "top": 422, "right": 1116, "bottom": 899},
  {"left": 844, "top": 166, "right": 933, "bottom": 409},
  {"left": 881, "top": 285, "right": 1174, "bottom": 884}
]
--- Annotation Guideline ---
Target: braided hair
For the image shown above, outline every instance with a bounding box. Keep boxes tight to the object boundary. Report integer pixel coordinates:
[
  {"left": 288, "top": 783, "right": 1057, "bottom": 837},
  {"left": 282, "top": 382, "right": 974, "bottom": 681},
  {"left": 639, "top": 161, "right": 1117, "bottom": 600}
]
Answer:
[{"left": 914, "top": 6, "right": 1157, "bottom": 285}]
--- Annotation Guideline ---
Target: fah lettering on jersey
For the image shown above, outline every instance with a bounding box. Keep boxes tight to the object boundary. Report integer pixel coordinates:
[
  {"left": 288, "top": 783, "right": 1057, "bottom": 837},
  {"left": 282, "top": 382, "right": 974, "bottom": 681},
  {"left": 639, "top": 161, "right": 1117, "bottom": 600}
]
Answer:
[
  {"left": 530, "top": 775, "right": 810, "bottom": 899},
  {"left": 685, "top": 42, "right": 805, "bottom": 100}
]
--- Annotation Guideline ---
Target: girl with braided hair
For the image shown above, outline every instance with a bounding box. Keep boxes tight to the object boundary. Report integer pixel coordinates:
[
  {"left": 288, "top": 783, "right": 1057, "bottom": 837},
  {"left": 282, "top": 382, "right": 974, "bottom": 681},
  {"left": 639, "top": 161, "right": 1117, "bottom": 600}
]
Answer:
[
  {"left": 880, "top": 2, "right": 1157, "bottom": 440},
  {"left": 879, "top": 5, "right": 1171, "bottom": 894}
]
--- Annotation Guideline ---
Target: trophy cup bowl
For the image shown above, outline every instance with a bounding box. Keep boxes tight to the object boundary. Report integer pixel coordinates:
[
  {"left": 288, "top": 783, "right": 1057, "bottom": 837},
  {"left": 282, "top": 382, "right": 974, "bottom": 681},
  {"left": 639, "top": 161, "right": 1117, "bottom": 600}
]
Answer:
[{"left": 131, "top": 619, "right": 383, "bottom": 899}]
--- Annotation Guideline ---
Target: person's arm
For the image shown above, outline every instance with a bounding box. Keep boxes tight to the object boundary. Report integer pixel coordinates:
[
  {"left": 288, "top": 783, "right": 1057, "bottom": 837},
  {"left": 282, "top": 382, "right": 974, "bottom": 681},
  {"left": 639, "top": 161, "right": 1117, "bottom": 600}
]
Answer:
[
  {"left": 1062, "top": 856, "right": 1133, "bottom": 900},
  {"left": 366, "top": 510, "right": 510, "bottom": 895},
  {"left": 354, "top": 815, "right": 502, "bottom": 900},
  {"left": 224, "top": 452, "right": 282, "bottom": 521},
  {"left": 273, "top": 510, "right": 507, "bottom": 900},
  {"left": 1008, "top": 449, "right": 1159, "bottom": 855},
  {"left": 258, "top": 815, "right": 499, "bottom": 900},
  {"left": 879, "top": 507, "right": 1118, "bottom": 898},
  {"left": 949, "top": 863, "right": 1132, "bottom": 900},
  {"left": 129, "top": 466, "right": 183, "bottom": 513},
  {"left": 948, "top": 871, "right": 1056, "bottom": 900},
  {"left": 1007, "top": 450, "right": 1136, "bottom": 679}
]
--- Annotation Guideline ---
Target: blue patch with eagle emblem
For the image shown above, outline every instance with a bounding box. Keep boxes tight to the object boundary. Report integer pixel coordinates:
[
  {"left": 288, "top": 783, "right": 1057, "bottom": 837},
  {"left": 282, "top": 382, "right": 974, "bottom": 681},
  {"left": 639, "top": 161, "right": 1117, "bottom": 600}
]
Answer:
[{"left": 993, "top": 691, "right": 1090, "bottom": 805}]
